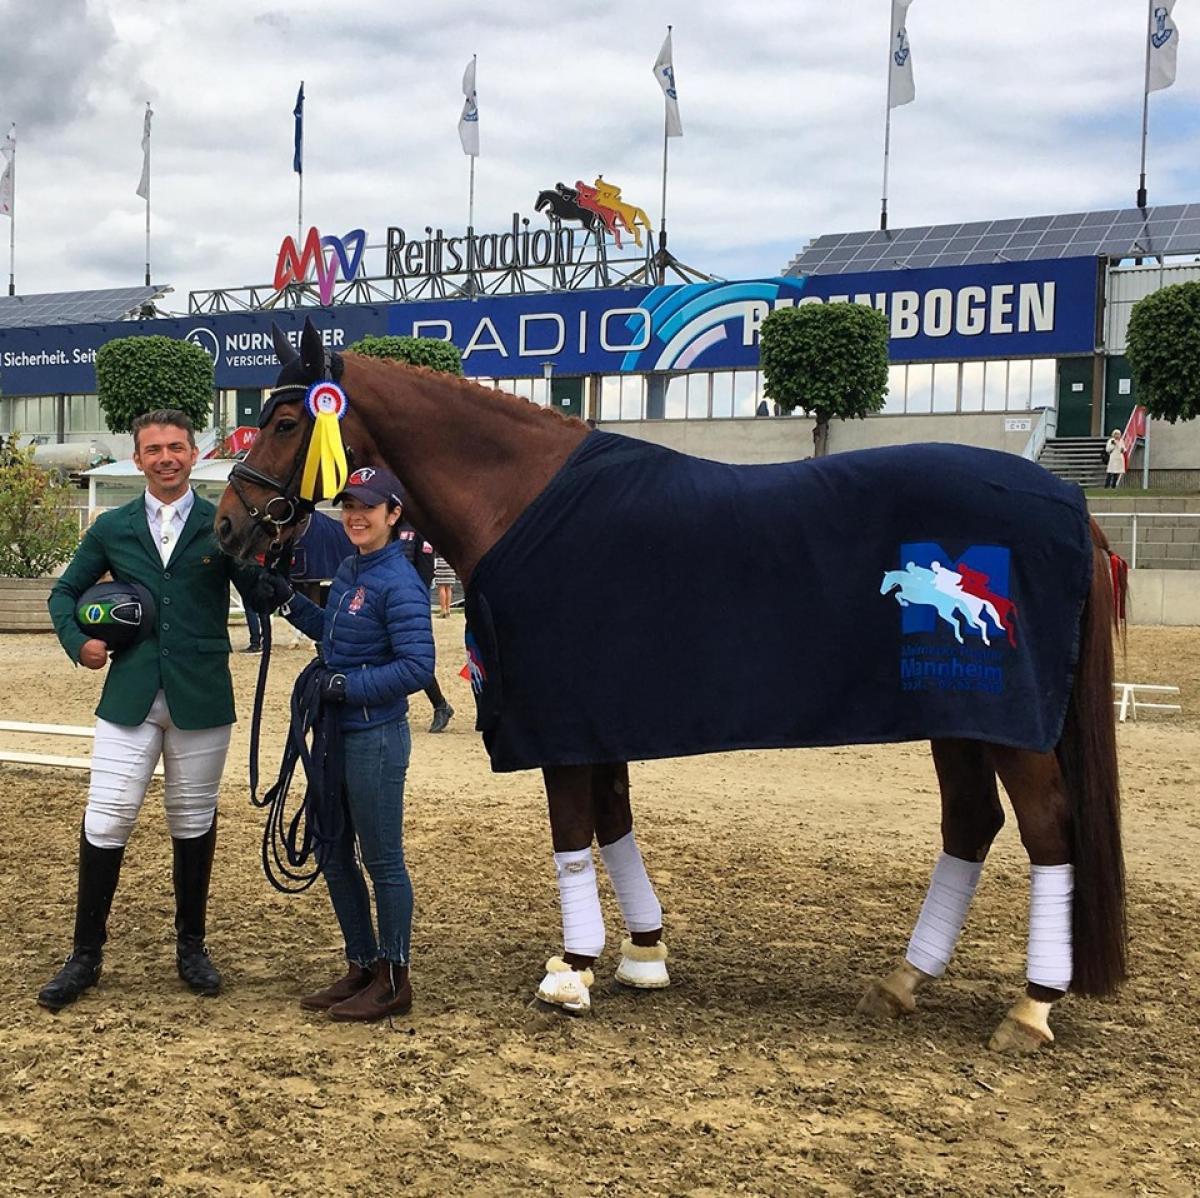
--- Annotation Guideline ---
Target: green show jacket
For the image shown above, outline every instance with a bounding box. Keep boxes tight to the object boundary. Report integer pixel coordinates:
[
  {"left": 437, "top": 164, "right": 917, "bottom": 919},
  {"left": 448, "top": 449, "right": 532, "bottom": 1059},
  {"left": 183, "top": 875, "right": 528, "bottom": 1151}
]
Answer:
[{"left": 48, "top": 491, "right": 257, "bottom": 730}]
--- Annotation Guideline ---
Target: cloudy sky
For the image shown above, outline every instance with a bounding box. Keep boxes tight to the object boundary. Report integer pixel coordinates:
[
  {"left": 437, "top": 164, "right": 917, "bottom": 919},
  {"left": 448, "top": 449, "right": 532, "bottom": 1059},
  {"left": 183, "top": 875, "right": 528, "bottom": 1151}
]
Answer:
[{"left": 1, "top": 0, "right": 1196, "bottom": 309}]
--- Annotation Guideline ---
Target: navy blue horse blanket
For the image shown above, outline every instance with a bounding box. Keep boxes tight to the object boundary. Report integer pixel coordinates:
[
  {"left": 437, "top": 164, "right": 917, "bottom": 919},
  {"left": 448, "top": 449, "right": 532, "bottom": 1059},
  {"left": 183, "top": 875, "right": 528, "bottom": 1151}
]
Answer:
[{"left": 465, "top": 433, "right": 1093, "bottom": 773}]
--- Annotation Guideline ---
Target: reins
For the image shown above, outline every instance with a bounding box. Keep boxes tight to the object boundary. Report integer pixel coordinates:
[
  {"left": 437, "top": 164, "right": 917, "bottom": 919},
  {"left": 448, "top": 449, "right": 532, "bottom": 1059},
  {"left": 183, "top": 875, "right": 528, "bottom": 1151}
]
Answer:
[{"left": 251, "top": 650, "right": 348, "bottom": 893}]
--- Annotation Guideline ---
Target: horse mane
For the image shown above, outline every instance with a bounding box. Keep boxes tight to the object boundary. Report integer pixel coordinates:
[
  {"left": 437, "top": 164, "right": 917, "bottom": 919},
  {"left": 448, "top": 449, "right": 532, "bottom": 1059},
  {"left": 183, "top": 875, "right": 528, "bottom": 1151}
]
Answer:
[{"left": 343, "top": 351, "right": 589, "bottom": 431}]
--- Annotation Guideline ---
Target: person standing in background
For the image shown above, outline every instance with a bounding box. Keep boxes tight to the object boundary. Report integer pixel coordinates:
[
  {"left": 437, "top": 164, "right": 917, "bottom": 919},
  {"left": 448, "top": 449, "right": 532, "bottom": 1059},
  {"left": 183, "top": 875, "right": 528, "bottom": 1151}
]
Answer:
[{"left": 397, "top": 516, "right": 454, "bottom": 733}]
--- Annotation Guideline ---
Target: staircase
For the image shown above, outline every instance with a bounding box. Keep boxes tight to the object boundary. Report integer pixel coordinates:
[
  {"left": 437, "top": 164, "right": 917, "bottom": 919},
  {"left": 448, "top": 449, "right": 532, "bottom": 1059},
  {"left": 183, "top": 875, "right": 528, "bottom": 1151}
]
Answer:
[{"left": 1037, "top": 436, "right": 1108, "bottom": 488}]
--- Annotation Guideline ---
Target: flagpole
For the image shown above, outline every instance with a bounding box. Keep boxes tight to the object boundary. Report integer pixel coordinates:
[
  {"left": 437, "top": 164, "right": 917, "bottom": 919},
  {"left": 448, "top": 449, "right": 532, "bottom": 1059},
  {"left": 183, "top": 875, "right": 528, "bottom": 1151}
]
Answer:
[
  {"left": 466, "top": 54, "right": 477, "bottom": 295},
  {"left": 7, "top": 125, "right": 14, "bottom": 296},
  {"left": 143, "top": 106, "right": 151, "bottom": 286},
  {"left": 881, "top": 10, "right": 895, "bottom": 231},
  {"left": 1137, "top": 0, "right": 1154, "bottom": 208}
]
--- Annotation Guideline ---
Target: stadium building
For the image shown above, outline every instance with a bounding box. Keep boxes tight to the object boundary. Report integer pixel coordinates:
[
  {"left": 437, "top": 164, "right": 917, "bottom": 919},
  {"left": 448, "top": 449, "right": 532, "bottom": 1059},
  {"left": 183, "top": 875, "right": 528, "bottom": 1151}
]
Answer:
[{"left": 2, "top": 198, "right": 1199, "bottom": 495}]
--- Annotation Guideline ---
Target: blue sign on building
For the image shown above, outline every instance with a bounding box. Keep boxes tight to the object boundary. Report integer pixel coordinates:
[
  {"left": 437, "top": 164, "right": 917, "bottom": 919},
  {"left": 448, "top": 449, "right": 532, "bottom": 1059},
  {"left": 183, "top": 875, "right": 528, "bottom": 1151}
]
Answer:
[{"left": 0, "top": 257, "right": 1097, "bottom": 397}]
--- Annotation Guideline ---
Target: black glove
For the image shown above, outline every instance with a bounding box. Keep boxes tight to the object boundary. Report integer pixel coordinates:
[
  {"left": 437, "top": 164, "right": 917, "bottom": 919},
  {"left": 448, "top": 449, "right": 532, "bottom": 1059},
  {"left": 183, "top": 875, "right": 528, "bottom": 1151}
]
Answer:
[
  {"left": 249, "top": 571, "right": 294, "bottom": 614},
  {"left": 321, "top": 670, "right": 348, "bottom": 704}
]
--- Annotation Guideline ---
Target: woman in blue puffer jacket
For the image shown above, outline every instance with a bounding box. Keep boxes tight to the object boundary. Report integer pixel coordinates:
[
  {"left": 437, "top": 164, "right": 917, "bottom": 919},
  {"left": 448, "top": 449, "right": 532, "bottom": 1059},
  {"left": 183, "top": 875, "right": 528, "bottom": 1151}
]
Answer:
[{"left": 278, "top": 464, "right": 434, "bottom": 1022}]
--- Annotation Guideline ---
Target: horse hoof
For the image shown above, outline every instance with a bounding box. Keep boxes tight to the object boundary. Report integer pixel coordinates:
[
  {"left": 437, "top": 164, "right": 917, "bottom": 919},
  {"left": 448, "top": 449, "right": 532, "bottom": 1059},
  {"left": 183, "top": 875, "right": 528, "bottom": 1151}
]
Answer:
[
  {"left": 988, "top": 998, "right": 1054, "bottom": 1055},
  {"left": 535, "top": 957, "right": 594, "bottom": 1015},
  {"left": 614, "top": 938, "right": 670, "bottom": 990},
  {"left": 856, "top": 979, "right": 913, "bottom": 1020}
]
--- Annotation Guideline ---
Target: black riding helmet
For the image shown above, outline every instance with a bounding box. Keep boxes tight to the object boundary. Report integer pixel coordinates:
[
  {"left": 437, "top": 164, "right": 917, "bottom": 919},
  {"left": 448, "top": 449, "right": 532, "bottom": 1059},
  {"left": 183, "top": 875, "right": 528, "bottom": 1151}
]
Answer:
[{"left": 75, "top": 581, "right": 157, "bottom": 653}]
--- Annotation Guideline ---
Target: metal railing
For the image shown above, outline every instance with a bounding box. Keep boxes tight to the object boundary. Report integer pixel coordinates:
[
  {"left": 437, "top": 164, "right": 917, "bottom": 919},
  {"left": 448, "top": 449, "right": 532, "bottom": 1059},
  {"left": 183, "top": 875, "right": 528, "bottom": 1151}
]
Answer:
[
  {"left": 1091, "top": 511, "right": 1200, "bottom": 569},
  {"left": 1021, "top": 405, "right": 1058, "bottom": 462}
]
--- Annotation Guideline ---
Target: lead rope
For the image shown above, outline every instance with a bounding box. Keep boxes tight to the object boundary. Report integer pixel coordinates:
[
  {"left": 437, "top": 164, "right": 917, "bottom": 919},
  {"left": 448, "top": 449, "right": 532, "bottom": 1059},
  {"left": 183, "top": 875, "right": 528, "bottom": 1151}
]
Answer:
[{"left": 252, "top": 655, "right": 348, "bottom": 892}]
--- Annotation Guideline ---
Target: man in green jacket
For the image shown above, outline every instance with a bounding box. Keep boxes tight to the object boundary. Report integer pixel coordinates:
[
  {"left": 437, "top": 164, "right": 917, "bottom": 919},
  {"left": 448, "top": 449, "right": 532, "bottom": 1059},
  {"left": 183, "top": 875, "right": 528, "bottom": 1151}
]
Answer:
[{"left": 40, "top": 408, "right": 259, "bottom": 1011}]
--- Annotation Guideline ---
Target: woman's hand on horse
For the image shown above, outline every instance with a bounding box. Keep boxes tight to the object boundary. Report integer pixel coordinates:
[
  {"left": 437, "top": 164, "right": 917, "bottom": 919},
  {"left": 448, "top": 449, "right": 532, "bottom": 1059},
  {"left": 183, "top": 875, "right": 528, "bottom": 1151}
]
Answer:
[{"left": 250, "top": 572, "right": 294, "bottom": 614}]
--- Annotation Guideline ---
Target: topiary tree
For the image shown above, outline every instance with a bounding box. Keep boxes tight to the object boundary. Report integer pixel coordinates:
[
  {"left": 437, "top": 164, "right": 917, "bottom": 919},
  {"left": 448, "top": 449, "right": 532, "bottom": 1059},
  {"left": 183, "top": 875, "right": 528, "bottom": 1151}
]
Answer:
[
  {"left": 1125, "top": 282, "right": 1200, "bottom": 424},
  {"left": 348, "top": 334, "right": 464, "bottom": 376},
  {"left": 760, "top": 302, "right": 890, "bottom": 457},
  {"left": 0, "top": 435, "right": 81, "bottom": 577},
  {"left": 95, "top": 335, "right": 214, "bottom": 434}
]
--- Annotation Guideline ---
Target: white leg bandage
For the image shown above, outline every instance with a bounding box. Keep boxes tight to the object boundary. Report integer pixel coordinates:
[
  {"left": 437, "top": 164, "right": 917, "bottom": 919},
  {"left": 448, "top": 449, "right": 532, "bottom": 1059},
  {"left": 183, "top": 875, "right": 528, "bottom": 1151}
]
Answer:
[
  {"left": 599, "top": 831, "right": 663, "bottom": 934},
  {"left": 905, "top": 852, "right": 984, "bottom": 978},
  {"left": 1027, "top": 863, "right": 1074, "bottom": 992},
  {"left": 553, "top": 848, "right": 605, "bottom": 959}
]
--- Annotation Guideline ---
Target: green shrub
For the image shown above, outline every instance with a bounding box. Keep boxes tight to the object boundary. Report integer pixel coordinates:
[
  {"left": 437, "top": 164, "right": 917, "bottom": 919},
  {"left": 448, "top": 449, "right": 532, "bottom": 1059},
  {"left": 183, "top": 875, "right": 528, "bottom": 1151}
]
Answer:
[
  {"left": 0, "top": 435, "right": 81, "bottom": 577},
  {"left": 1126, "top": 282, "right": 1200, "bottom": 424},
  {"left": 348, "top": 335, "right": 464, "bottom": 376},
  {"left": 95, "top": 335, "right": 214, "bottom": 434},
  {"left": 761, "top": 303, "right": 890, "bottom": 456}
]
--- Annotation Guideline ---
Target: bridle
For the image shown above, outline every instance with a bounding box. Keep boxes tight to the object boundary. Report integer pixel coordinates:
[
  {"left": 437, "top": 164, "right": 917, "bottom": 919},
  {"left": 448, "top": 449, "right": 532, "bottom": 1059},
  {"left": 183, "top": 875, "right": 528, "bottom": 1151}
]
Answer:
[{"left": 227, "top": 353, "right": 347, "bottom": 558}]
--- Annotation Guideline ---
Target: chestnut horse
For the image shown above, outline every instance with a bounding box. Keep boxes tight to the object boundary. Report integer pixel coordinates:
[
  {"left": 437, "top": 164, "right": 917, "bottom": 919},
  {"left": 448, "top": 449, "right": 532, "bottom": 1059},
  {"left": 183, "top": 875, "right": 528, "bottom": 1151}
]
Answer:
[{"left": 215, "top": 320, "right": 1127, "bottom": 1052}]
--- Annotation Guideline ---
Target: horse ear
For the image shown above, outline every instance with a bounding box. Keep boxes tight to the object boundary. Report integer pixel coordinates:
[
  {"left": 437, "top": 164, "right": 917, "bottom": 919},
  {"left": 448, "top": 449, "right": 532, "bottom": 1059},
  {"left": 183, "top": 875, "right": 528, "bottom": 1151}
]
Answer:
[
  {"left": 300, "top": 317, "right": 325, "bottom": 377},
  {"left": 271, "top": 322, "right": 299, "bottom": 366}
]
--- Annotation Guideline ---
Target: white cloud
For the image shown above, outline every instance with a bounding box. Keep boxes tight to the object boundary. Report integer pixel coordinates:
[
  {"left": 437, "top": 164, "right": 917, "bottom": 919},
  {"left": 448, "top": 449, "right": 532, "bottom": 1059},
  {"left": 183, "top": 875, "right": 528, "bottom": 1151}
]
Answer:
[{"left": 1, "top": 0, "right": 1195, "bottom": 303}]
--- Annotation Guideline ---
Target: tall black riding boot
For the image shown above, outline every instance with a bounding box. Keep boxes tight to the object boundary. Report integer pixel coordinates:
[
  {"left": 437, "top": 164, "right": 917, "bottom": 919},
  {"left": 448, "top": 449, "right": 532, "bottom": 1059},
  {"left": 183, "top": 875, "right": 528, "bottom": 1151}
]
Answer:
[
  {"left": 173, "top": 814, "right": 222, "bottom": 996},
  {"left": 37, "top": 824, "right": 125, "bottom": 1012}
]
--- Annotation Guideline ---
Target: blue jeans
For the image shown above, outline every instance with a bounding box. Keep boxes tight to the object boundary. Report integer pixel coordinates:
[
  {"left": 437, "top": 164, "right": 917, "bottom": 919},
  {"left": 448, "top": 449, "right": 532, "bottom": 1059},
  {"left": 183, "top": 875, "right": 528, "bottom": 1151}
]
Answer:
[{"left": 319, "top": 718, "right": 413, "bottom": 966}]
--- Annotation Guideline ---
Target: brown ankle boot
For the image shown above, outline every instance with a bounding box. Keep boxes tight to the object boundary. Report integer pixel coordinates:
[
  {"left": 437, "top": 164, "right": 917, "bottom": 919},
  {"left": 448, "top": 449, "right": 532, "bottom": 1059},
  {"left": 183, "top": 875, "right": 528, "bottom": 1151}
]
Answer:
[
  {"left": 299, "top": 963, "right": 373, "bottom": 1011},
  {"left": 328, "top": 960, "right": 412, "bottom": 1022}
]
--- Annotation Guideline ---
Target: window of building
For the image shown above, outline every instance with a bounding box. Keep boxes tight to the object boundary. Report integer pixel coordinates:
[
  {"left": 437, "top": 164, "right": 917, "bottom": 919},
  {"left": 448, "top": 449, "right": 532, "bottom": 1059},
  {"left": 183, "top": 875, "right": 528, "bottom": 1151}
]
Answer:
[
  {"left": 711, "top": 372, "right": 734, "bottom": 419},
  {"left": 905, "top": 363, "right": 933, "bottom": 414},
  {"left": 1007, "top": 359, "right": 1032, "bottom": 410},
  {"left": 620, "top": 375, "right": 645, "bottom": 421},
  {"left": 960, "top": 362, "right": 985, "bottom": 412},
  {"left": 983, "top": 360, "right": 1008, "bottom": 411},
  {"left": 1030, "top": 359, "right": 1056, "bottom": 409},
  {"left": 932, "top": 362, "right": 958, "bottom": 413},
  {"left": 663, "top": 374, "right": 688, "bottom": 419},
  {"left": 599, "top": 376, "right": 622, "bottom": 421},
  {"left": 732, "top": 370, "right": 760, "bottom": 418},
  {"left": 883, "top": 364, "right": 906, "bottom": 414}
]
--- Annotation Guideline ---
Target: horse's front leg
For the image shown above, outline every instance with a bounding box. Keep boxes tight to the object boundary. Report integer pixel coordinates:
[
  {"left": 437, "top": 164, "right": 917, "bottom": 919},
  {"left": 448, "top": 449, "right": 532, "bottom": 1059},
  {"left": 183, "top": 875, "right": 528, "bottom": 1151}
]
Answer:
[
  {"left": 858, "top": 739, "right": 1002, "bottom": 1022},
  {"left": 536, "top": 765, "right": 605, "bottom": 1014},
  {"left": 593, "top": 764, "right": 669, "bottom": 991}
]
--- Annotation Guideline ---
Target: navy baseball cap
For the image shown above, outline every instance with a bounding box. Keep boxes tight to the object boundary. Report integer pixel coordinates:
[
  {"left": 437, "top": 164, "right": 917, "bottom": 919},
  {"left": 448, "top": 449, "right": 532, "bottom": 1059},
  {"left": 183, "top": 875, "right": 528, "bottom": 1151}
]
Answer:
[{"left": 333, "top": 465, "right": 405, "bottom": 507}]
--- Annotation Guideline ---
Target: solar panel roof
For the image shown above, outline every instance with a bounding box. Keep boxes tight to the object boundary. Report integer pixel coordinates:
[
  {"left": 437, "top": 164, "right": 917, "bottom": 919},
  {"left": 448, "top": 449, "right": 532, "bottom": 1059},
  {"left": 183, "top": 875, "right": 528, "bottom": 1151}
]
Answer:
[
  {"left": 0, "top": 284, "right": 173, "bottom": 328},
  {"left": 784, "top": 204, "right": 1200, "bottom": 276}
]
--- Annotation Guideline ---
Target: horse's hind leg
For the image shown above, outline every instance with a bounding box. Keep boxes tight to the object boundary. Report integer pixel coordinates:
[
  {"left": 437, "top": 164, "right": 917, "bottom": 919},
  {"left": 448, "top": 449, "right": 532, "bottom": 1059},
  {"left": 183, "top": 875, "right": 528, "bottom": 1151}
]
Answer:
[
  {"left": 593, "top": 764, "right": 669, "bottom": 990},
  {"left": 858, "top": 739, "right": 1002, "bottom": 1021},
  {"left": 536, "top": 765, "right": 605, "bottom": 1013},
  {"left": 986, "top": 746, "right": 1073, "bottom": 1055}
]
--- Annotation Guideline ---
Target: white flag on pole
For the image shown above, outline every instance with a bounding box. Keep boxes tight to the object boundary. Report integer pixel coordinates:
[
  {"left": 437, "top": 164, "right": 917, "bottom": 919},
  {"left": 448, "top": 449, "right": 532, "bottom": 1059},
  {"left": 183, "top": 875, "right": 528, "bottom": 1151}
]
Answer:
[
  {"left": 653, "top": 29, "right": 683, "bottom": 137},
  {"left": 0, "top": 124, "right": 14, "bottom": 218},
  {"left": 136, "top": 103, "right": 153, "bottom": 199},
  {"left": 1148, "top": 1, "right": 1179, "bottom": 92},
  {"left": 458, "top": 57, "right": 479, "bottom": 156},
  {"left": 889, "top": 0, "right": 916, "bottom": 108}
]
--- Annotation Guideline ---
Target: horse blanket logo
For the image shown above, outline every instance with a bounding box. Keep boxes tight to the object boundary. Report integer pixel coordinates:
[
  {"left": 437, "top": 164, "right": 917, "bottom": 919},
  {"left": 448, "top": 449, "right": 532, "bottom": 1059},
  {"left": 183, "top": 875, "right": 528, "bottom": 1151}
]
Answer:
[{"left": 882, "top": 543, "right": 1019, "bottom": 696}]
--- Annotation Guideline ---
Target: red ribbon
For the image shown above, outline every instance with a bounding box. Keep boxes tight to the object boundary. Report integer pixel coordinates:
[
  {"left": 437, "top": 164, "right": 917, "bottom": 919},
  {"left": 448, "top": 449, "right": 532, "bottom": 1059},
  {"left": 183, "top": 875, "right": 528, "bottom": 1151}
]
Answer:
[{"left": 1108, "top": 552, "right": 1128, "bottom": 622}]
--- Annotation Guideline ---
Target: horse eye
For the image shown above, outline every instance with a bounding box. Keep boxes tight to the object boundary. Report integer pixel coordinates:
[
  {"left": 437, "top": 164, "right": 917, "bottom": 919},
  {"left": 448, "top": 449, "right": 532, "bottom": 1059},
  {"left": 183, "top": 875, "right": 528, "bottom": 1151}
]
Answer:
[{"left": 276, "top": 418, "right": 298, "bottom": 434}]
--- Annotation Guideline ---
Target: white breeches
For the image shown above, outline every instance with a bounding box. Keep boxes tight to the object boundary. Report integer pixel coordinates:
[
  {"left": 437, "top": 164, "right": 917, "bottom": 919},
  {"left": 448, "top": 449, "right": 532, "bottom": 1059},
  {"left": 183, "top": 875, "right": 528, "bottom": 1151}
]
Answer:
[{"left": 84, "top": 691, "right": 231, "bottom": 850}]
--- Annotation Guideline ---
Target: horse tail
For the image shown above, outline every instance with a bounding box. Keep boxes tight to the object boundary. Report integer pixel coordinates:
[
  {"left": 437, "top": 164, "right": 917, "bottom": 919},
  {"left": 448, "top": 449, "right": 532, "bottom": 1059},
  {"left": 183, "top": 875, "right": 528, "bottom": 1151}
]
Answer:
[{"left": 1055, "top": 516, "right": 1127, "bottom": 997}]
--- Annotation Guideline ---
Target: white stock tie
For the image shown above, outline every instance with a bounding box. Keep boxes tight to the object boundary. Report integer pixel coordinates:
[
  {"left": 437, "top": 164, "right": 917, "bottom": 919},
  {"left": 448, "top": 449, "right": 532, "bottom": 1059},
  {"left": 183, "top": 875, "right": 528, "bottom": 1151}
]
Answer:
[{"left": 158, "top": 503, "right": 177, "bottom": 565}]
